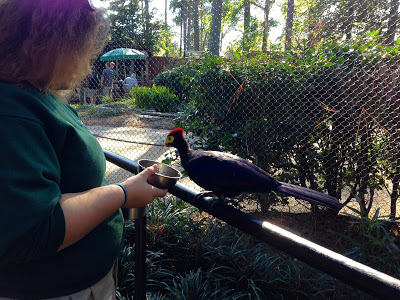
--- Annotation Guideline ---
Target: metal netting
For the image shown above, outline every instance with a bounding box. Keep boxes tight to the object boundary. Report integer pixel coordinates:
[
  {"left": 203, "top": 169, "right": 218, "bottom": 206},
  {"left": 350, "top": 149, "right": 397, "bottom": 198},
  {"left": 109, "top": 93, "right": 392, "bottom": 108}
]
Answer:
[{"left": 70, "top": 0, "right": 400, "bottom": 219}]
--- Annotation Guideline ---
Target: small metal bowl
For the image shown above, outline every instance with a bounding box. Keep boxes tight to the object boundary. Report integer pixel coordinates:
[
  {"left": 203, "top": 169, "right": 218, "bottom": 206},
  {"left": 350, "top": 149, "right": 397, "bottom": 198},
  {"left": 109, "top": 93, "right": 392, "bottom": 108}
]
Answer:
[{"left": 137, "top": 159, "right": 181, "bottom": 189}]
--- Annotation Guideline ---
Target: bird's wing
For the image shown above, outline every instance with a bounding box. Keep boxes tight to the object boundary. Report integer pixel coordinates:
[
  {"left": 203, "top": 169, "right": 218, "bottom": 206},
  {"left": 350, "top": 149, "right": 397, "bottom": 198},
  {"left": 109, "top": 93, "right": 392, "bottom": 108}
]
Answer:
[
  {"left": 206, "top": 151, "right": 280, "bottom": 190},
  {"left": 184, "top": 152, "right": 236, "bottom": 193},
  {"left": 183, "top": 150, "right": 277, "bottom": 196}
]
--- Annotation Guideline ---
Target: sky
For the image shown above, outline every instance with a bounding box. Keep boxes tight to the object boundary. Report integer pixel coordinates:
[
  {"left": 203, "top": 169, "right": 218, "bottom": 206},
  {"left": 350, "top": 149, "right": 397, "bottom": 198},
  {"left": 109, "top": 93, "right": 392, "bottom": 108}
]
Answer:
[{"left": 91, "top": 0, "right": 283, "bottom": 53}]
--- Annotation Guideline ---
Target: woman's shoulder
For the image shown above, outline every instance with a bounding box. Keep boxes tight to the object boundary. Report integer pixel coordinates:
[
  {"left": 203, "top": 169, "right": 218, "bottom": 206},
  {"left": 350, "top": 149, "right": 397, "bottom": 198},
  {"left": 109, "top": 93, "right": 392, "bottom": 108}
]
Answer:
[{"left": 0, "top": 81, "right": 59, "bottom": 124}]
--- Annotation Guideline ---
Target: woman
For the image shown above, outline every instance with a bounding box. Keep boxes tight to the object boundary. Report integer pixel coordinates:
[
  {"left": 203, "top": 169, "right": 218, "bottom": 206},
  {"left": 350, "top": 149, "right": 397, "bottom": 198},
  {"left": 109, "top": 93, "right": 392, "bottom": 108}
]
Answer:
[{"left": 0, "top": 0, "right": 167, "bottom": 299}]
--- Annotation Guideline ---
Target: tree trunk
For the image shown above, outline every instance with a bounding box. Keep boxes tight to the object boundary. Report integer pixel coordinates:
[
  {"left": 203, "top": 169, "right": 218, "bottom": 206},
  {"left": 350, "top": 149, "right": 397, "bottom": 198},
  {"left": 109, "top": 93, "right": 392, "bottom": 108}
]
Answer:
[
  {"left": 344, "top": 0, "right": 354, "bottom": 41},
  {"left": 180, "top": 14, "right": 183, "bottom": 56},
  {"left": 386, "top": 0, "right": 400, "bottom": 45},
  {"left": 182, "top": 0, "right": 187, "bottom": 54},
  {"left": 208, "top": 0, "right": 223, "bottom": 56},
  {"left": 144, "top": 0, "right": 150, "bottom": 33},
  {"left": 285, "top": 0, "right": 295, "bottom": 51},
  {"left": 262, "top": 0, "right": 270, "bottom": 52},
  {"left": 243, "top": 0, "right": 251, "bottom": 52},
  {"left": 165, "top": 0, "right": 169, "bottom": 57},
  {"left": 193, "top": 0, "right": 200, "bottom": 51},
  {"left": 165, "top": 0, "right": 168, "bottom": 26},
  {"left": 186, "top": 0, "right": 192, "bottom": 51}
]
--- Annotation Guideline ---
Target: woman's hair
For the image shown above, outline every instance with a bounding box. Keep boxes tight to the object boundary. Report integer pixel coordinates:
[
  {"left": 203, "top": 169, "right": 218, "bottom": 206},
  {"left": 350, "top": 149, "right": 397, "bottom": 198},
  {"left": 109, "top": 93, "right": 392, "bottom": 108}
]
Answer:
[{"left": 0, "top": 0, "right": 109, "bottom": 92}]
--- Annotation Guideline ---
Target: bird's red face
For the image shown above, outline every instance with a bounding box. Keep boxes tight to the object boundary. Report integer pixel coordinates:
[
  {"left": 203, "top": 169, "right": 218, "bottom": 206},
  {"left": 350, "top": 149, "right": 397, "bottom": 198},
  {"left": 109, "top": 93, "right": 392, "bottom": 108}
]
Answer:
[{"left": 165, "top": 128, "right": 184, "bottom": 147}]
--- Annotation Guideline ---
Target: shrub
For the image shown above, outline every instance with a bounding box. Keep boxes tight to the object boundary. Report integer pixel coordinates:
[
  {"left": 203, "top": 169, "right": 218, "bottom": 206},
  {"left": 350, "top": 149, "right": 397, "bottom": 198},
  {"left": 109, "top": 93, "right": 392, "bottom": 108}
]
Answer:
[
  {"left": 153, "top": 63, "right": 196, "bottom": 103},
  {"left": 100, "top": 95, "right": 113, "bottom": 104},
  {"left": 130, "top": 85, "right": 180, "bottom": 112},
  {"left": 173, "top": 34, "right": 400, "bottom": 217},
  {"left": 342, "top": 206, "right": 400, "bottom": 275}
]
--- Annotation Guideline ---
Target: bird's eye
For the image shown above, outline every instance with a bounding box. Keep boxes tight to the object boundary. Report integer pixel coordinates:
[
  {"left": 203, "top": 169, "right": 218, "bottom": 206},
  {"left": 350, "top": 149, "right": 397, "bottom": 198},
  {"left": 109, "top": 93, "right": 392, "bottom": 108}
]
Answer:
[{"left": 167, "top": 136, "right": 175, "bottom": 143}]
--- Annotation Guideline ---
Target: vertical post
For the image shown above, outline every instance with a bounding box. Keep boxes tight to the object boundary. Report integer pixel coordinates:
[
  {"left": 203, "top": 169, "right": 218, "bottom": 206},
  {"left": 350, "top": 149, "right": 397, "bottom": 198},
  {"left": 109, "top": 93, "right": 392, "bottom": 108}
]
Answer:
[
  {"left": 130, "top": 207, "right": 147, "bottom": 300},
  {"left": 140, "top": 66, "right": 144, "bottom": 86},
  {"left": 145, "top": 59, "right": 149, "bottom": 86}
]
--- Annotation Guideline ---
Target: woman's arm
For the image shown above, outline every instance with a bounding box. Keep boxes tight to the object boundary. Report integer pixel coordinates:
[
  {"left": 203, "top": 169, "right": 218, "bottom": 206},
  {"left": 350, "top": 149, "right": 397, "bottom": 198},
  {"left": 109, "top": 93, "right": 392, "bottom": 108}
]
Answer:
[{"left": 58, "top": 165, "right": 167, "bottom": 251}]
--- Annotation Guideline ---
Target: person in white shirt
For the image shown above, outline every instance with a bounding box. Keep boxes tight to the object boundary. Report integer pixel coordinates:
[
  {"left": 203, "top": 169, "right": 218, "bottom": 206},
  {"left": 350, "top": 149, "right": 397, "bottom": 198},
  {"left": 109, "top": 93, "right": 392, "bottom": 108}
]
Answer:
[{"left": 122, "top": 73, "right": 138, "bottom": 93}]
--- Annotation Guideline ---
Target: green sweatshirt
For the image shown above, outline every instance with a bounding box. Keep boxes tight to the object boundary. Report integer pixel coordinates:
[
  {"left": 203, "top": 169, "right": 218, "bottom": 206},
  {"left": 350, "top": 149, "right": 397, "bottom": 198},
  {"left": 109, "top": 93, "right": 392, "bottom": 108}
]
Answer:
[{"left": 0, "top": 81, "right": 124, "bottom": 299}]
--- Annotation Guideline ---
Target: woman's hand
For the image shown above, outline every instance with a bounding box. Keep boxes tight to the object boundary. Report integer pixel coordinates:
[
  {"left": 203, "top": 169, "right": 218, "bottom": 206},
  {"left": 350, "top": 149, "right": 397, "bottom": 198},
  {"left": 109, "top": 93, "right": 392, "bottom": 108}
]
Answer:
[
  {"left": 121, "top": 164, "right": 168, "bottom": 208},
  {"left": 58, "top": 164, "right": 167, "bottom": 251}
]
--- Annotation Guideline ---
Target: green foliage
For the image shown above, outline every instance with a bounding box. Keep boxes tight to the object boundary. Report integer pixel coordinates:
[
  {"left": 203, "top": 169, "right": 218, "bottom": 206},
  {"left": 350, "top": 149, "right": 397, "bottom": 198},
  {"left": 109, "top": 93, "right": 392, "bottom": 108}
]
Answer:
[
  {"left": 152, "top": 27, "right": 181, "bottom": 58},
  {"left": 100, "top": 95, "right": 114, "bottom": 105},
  {"left": 106, "top": 0, "right": 162, "bottom": 51},
  {"left": 117, "top": 196, "right": 375, "bottom": 299},
  {"left": 129, "top": 85, "right": 180, "bottom": 112},
  {"left": 280, "top": 0, "right": 396, "bottom": 50},
  {"left": 165, "top": 33, "right": 400, "bottom": 216},
  {"left": 342, "top": 206, "right": 400, "bottom": 275},
  {"left": 72, "top": 102, "right": 126, "bottom": 118},
  {"left": 153, "top": 64, "right": 194, "bottom": 103},
  {"left": 95, "top": 107, "right": 125, "bottom": 118}
]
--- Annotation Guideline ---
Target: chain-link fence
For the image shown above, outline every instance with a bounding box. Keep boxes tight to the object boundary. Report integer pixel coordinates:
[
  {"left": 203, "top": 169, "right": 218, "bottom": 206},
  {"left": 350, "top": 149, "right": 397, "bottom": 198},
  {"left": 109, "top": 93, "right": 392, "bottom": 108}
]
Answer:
[{"left": 69, "top": 0, "right": 400, "bottom": 220}]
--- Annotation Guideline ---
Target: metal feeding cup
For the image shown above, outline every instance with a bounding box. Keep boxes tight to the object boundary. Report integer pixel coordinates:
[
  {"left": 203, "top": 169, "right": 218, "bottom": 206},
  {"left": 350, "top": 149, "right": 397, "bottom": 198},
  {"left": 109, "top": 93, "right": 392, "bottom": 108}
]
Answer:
[{"left": 137, "top": 159, "right": 182, "bottom": 189}]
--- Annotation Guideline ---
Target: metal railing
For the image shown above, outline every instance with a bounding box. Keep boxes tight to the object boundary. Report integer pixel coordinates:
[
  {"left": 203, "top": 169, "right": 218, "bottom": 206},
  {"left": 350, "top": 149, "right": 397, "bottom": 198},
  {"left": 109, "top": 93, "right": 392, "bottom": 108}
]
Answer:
[{"left": 104, "top": 150, "right": 400, "bottom": 300}]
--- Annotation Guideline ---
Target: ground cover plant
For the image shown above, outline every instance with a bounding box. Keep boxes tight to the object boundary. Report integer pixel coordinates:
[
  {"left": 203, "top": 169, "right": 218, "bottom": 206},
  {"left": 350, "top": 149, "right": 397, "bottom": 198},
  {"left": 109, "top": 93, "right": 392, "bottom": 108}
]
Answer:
[{"left": 116, "top": 196, "right": 399, "bottom": 299}]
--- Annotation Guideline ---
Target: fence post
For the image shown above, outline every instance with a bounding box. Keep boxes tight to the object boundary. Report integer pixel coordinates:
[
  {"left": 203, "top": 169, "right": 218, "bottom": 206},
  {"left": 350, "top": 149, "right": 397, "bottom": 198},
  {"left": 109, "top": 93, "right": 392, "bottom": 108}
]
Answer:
[{"left": 130, "top": 207, "right": 147, "bottom": 300}]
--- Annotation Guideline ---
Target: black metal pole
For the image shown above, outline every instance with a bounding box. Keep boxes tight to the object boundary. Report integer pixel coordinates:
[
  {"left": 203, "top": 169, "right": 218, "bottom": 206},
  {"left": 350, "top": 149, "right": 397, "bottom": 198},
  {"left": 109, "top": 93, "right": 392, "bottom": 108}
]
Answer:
[
  {"left": 134, "top": 214, "right": 146, "bottom": 300},
  {"left": 104, "top": 150, "right": 400, "bottom": 299},
  {"left": 104, "top": 151, "right": 146, "bottom": 300}
]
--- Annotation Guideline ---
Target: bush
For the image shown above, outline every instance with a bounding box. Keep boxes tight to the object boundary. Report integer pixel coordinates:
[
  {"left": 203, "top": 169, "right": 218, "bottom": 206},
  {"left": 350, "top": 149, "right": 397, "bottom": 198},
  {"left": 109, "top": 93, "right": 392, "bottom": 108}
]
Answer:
[
  {"left": 100, "top": 95, "right": 114, "bottom": 104},
  {"left": 153, "top": 64, "right": 195, "bottom": 103},
  {"left": 129, "top": 85, "right": 180, "bottom": 112},
  {"left": 173, "top": 34, "right": 400, "bottom": 217}
]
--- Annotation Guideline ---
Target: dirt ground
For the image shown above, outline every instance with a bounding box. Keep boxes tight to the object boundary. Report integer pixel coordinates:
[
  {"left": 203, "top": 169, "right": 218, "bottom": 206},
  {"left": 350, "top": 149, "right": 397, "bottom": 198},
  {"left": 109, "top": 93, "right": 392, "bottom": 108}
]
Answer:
[{"left": 80, "top": 108, "right": 176, "bottom": 130}]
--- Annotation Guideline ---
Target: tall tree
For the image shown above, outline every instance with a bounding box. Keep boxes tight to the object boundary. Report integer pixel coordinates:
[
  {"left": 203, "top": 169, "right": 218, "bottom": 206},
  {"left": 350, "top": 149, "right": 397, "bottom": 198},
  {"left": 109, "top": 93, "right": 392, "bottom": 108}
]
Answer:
[
  {"left": 285, "top": 0, "right": 295, "bottom": 51},
  {"left": 304, "top": 0, "right": 327, "bottom": 47},
  {"left": 261, "top": 0, "right": 275, "bottom": 52},
  {"left": 386, "top": 0, "right": 400, "bottom": 45},
  {"left": 208, "top": 0, "right": 223, "bottom": 55},
  {"left": 343, "top": 0, "right": 354, "bottom": 41},
  {"left": 193, "top": 0, "right": 200, "bottom": 50},
  {"left": 165, "top": 0, "right": 169, "bottom": 57},
  {"left": 219, "top": 0, "right": 241, "bottom": 50},
  {"left": 143, "top": 0, "right": 150, "bottom": 25},
  {"left": 182, "top": 0, "right": 187, "bottom": 53},
  {"left": 106, "top": 0, "right": 162, "bottom": 51},
  {"left": 171, "top": 0, "right": 219, "bottom": 54},
  {"left": 186, "top": 0, "right": 192, "bottom": 51},
  {"left": 165, "top": 0, "right": 168, "bottom": 25},
  {"left": 243, "top": 0, "right": 251, "bottom": 52},
  {"left": 317, "top": 0, "right": 391, "bottom": 42}
]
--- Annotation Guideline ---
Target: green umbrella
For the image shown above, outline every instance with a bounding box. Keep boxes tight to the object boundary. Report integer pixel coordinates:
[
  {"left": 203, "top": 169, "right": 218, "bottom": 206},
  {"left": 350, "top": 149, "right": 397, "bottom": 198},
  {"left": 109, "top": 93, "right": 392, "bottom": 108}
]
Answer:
[{"left": 100, "top": 48, "right": 147, "bottom": 61}]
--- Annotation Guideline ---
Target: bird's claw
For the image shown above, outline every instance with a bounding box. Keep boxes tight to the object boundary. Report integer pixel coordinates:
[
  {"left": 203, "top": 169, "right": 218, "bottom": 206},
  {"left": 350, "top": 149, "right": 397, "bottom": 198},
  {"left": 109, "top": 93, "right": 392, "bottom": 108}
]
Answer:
[
  {"left": 193, "top": 191, "right": 227, "bottom": 211},
  {"left": 193, "top": 191, "right": 219, "bottom": 202}
]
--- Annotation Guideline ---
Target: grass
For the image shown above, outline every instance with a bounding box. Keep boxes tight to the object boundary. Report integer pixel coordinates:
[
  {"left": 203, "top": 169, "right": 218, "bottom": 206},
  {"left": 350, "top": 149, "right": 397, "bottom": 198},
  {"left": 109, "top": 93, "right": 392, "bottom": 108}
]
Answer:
[{"left": 115, "top": 196, "right": 399, "bottom": 299}]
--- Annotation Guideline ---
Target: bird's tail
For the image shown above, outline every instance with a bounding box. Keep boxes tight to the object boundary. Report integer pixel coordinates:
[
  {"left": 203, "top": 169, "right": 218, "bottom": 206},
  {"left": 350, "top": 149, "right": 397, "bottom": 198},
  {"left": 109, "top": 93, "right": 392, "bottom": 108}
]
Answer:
[{"left": 276, "top": 182, "right": 343, "bottom": 209}]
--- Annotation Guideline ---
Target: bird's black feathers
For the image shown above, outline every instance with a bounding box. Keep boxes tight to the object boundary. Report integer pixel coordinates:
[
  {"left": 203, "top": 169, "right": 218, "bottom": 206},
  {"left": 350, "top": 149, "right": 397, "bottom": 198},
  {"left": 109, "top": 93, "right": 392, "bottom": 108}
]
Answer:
[{"left": 165, "top": 128, "right": 342, "bottom": 209}]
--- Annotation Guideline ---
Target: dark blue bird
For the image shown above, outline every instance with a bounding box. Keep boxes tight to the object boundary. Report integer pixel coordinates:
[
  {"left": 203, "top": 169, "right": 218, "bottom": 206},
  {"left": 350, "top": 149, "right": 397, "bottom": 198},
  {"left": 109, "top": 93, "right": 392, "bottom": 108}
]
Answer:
[{"left": 165, "top": 128, "right": 342, "bottom": 209}]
